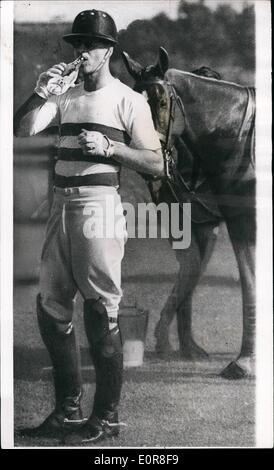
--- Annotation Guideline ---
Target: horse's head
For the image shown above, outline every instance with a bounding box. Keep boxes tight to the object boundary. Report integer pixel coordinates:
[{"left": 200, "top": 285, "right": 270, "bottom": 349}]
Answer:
[
  {"left": 121, "top": 46, "right": 169, "bottom": 85},
  {"left": 122, "top": 47, "right": 184, "bottom": 145}
]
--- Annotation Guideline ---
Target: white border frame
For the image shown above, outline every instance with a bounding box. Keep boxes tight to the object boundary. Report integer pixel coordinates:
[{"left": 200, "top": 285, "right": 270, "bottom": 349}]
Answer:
[
  {"left": 1, "top": 0, "right": 273, "bottom": 449},
  {"left": 1, "top": 0, "right": 14, "bottom": 450}
]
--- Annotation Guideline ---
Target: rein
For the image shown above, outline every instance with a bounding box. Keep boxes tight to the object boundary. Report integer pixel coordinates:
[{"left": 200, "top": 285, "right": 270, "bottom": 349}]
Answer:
[
  {"left": 147, "top": 80, "right": 197, "bottom": 207},
  {"left": 147, "top": 79, "right": 186, "bottom": 180},
  {"left": 155, "top": 82, "right": 210, "bottom": 215},
  {"left": 163, "top": 82, "right": 180, "bottom": 179}
]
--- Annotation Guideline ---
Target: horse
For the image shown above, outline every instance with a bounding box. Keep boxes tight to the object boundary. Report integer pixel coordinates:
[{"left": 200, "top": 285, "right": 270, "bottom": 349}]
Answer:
[{"left": 122, "top": 47, "right": 256, "bottom": 379}]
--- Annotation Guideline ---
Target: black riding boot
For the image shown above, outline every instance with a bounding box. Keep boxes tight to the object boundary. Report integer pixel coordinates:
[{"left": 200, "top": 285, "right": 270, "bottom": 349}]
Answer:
[
  {"left": 18, "top": 294, "right": 86, "bottom": 438},
  {"left": 67, "top": 298, "right": 123, "bottom": 444}
]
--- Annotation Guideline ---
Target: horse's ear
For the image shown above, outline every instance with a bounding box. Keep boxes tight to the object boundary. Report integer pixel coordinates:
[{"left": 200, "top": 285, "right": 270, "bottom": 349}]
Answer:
[
  {"left": 121, "top": 51, "right": 143, "bottom": 80},
  {"left": 158, "top": 47, "right": 169, "bottom": 75}
]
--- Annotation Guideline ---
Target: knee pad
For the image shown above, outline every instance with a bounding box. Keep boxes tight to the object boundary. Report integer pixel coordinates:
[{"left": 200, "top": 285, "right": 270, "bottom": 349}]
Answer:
[
  {"left": 84, "top": 298, "right": 122, "bottom": 357},
  {"left": 37, "top": 294, "right": 74, "bottom": 337}
]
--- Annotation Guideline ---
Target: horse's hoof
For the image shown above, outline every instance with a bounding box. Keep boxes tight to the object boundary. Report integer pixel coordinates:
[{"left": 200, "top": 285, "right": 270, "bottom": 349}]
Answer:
[
  {"left": 180, "top": 340, "right": 209, "bottom": 361},
  {"left": 220, "top": 359, "right": 254, "bottom": 380}
]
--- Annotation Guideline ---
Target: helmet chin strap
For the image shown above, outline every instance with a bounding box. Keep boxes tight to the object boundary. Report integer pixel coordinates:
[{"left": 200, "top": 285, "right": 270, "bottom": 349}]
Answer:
[{"left": 89, "top": 49, "right": 111, "bottom": 75}]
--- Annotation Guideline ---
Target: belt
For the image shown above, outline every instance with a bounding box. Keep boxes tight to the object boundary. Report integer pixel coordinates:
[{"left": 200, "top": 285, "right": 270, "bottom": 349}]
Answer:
[{"left": 54, "top": 173, "right": 120, "bottom": 188}]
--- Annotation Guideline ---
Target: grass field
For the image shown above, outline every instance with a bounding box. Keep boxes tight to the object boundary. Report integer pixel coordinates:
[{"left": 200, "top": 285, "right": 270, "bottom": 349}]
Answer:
[{"left": 13, "top": 224, "right": 255, "bottom": 448}]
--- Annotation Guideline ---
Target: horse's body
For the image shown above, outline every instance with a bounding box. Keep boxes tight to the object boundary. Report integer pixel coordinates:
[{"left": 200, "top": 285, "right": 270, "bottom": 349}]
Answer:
[
  {"left": 166, "top": 69, "right": 255, "bottom": 215},
  {"left": 122, "top": 49, "right": 256, "bottom": 378}
]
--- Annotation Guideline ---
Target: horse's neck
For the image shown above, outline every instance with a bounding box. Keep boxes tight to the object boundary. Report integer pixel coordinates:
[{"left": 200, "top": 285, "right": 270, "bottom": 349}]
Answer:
[{"left": 166, "top": 68, "right": 246, "bottom": 92}]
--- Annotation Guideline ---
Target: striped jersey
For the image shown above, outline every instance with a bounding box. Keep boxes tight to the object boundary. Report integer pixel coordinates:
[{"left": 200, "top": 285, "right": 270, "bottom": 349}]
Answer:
[{"left": 22, "top": 78, "right": 161, "bottom": 177}]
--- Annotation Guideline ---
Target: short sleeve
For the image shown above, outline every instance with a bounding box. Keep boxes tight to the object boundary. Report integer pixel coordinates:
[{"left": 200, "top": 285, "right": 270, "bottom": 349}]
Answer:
[{"left": 127, "top": 95, "right": 161, "bottom": 151}]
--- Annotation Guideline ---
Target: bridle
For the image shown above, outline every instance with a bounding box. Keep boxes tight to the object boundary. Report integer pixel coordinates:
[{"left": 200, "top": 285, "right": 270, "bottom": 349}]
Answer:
[
  {"left": 135, "top": 76, "right": 221, "bottom": 219},
  {"left": 160, "top": 81, "right": 185, "bottom": 181},
  {"left": 135, "top": 78, "right": 185, "bottom": 181},
  {"left": 135, "top": 77, "right": 202, "bottom": 210}
]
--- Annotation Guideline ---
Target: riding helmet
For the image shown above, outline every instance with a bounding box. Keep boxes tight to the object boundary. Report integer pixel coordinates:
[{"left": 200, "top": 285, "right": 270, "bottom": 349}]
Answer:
[{"left": 63, "top": 10, "right": 118, "bottom": 45}]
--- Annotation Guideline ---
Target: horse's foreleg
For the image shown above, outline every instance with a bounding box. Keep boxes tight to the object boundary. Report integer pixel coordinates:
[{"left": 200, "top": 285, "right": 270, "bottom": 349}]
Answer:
[
  {"left": 155, "top": 221, "right": 218, "bottom": 358},
  {"left": 176, "top": 223, "right": 219, "bottom": 359},
  {"left": 221, "top": 214, "right": 256, "bottom": 379},
  {"left": 154, "top": 240, "right": 201, "bottom": 358},
  {"left": 154, "top": 280, "right": 179, "bottom": 355}
]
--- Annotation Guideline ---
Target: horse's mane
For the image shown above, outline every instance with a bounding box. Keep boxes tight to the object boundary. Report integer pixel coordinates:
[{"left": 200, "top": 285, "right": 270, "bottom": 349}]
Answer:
[
  {"left": 191, "top": 66, "right": 222, "bottom": 80},
  {"left": 166, "top": 68, "right": 248, "bottom": 91}
]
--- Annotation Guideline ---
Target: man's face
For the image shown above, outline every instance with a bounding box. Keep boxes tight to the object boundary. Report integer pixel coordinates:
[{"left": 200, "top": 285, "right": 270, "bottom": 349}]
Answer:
[{"left": 72, "top": 38, "right": 112, "bottom": 74}]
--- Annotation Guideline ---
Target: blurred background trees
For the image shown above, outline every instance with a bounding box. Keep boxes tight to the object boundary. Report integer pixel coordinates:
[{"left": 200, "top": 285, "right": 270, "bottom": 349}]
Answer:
[{"left": 14, "top": 0, "right": 255, "bottom": 110}]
